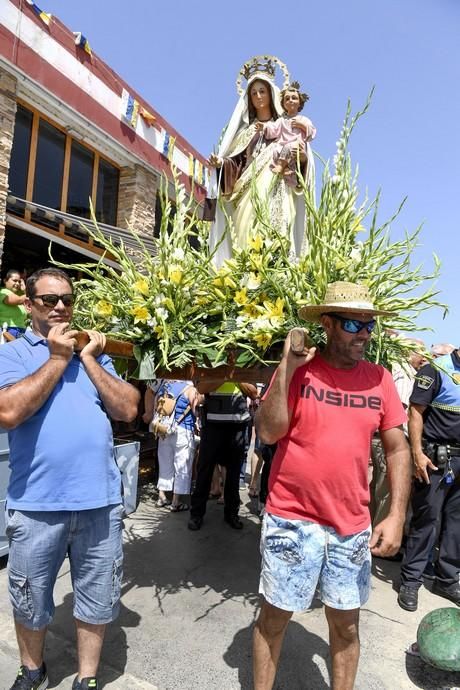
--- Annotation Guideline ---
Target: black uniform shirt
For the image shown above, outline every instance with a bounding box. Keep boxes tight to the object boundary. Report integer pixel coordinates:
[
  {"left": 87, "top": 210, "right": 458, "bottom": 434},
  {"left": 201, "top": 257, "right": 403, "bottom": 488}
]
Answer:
[{"left": 410, "top": 350, "right": 460, "bottom": 443}]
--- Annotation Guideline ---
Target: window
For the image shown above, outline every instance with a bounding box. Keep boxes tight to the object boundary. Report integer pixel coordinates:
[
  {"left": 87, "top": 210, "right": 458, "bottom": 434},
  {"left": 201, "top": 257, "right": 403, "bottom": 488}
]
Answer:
[
  {"left": 96, "top": 158, "right": 119, "bottom": 226},
  {"left": 33, "top": 120, "right": 66, "bottom": 210},
  {"left": 6, "top": 104, "right": 120, "bottom": 235},
  {"left": 67, "top": 140, "right": 94, "bottom": 218},
  {"left": 8, "top": 105, "right": 33, "bottom": 202}
]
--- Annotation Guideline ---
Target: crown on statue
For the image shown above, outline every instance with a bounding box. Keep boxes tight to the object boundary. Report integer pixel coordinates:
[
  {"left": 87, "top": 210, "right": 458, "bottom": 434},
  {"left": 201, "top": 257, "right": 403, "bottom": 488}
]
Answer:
[{"left": 236, "top": 55, "right": 290, "bottom": 96}]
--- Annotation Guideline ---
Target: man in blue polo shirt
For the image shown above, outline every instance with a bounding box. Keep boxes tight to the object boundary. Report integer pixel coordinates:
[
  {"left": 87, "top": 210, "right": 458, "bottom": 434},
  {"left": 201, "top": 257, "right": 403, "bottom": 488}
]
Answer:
[{"left": 0, "top": 268, "right": 140, "bottom": 690}]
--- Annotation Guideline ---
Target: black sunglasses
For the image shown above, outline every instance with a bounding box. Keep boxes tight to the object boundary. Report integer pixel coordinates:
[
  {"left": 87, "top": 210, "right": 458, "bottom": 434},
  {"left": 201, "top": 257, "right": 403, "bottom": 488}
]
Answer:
[
  {"left": 32, "top": 293, "right": 75, "bottom": 308},
  {"left": 328, "top": 313, "right": 376, "bottom": 334}
]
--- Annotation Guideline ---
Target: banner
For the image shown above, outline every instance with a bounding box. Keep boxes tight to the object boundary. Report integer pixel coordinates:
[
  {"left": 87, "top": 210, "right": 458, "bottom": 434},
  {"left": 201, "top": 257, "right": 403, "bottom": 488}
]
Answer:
[
  {"left": 121, "top": 89, "right": 139, "bottom": 129},
  {"left": 25, "top": 0, "right": 52, "bottom": 25},
  {"left": 73, "top": 32, "right": 92, "bottom": 56}
]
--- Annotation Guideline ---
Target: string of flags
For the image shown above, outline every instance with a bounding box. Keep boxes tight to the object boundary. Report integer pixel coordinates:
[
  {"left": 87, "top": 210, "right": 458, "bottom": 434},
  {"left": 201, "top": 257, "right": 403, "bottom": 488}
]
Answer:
[
  {"left": 25, "top": 0, "right": 52, "bottom": 26},
  {"left": 121, "top": 89, "right": 156, "bottom": 129},
  {"left": 188, "top": 155, "right": 208, "bottom": 188},
  {"left": 73, "top": 32, "right": 92, "bottom": 56},
  {"left": 24, "top": 0, "right": 209, "bottom": 190}
]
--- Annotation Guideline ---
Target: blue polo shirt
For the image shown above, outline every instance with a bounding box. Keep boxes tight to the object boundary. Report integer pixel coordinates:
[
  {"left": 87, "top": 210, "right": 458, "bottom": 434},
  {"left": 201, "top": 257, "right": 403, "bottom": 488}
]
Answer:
[{"left": 0, "top": 331, "right": 122, "bottom": 511}]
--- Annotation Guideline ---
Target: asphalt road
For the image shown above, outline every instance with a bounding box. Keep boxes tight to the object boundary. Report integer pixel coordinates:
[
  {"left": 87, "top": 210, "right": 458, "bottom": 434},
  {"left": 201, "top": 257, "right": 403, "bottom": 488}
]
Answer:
[{"left": 1, "top": 485, "right": 459, "bottom": 690}]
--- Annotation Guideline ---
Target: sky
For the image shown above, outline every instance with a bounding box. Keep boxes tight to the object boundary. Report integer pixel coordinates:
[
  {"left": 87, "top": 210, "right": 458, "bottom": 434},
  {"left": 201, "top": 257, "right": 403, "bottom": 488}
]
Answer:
[{"left": 41, "top": 0, "right": 460, "bottom": 346}]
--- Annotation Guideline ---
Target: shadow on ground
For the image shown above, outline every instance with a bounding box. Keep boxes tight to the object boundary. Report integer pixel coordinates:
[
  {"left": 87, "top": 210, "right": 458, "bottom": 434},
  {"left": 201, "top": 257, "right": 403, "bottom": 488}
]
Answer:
[{"left": 224, "top": 620, "right": 330, "bottom": 690}]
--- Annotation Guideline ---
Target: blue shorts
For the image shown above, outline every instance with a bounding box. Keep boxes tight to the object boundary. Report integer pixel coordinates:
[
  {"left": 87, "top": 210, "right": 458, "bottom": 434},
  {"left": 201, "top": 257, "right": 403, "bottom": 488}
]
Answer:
[
  {"left": 259, "top": 513, "right": 371, "bottom": 612},
  {"left": 6, "top": 504, "right": 124, "bottom": 629}
]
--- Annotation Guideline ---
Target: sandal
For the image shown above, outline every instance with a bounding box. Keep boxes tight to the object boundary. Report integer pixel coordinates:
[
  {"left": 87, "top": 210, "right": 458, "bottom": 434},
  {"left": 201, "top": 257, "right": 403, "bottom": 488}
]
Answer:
[
  {"left": 170, "top": 502, "right": 189, "bottom": 512},
  {"left": 248, "top": 487, "right": 259, "bottom": 498},
  {"left": 156, "top": 498, "right": 171, "bottom": 508}
]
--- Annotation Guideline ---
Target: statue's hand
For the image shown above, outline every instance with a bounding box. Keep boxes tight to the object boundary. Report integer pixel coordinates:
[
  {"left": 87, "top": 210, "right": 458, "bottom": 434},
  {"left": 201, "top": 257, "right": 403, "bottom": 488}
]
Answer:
[
  {"left": 208, "top": 153, "right": 222, "bottom": 168},
  {"left": 254, "top": 121, "right": 265, "bottom": 132}
]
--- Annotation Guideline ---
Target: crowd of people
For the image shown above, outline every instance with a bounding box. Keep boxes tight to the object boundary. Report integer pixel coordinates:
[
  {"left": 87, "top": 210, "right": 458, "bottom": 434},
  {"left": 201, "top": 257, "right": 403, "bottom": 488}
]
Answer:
[{"left": 1, "top": 271, "right": 459, "bottom": 690}]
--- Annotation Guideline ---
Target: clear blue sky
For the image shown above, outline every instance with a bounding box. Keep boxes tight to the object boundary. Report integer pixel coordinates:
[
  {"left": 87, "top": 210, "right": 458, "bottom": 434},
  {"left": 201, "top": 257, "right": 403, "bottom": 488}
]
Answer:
[{"left": 42, "top": 0, "right": 460, "bottom": 346}]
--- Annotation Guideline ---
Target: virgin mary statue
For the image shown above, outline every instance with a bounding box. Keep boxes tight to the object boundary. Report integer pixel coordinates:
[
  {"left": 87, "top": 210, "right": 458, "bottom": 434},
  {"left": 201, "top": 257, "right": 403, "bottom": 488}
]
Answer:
[{"left": 207, "top": 56, "right": 315, "bottom": 265}]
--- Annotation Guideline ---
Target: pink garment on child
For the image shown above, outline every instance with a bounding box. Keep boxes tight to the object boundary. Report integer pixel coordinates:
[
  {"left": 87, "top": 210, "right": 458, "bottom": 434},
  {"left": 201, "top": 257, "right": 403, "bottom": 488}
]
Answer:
[{"left": 264, "top": 115, "right": 316, "bottom": 148}]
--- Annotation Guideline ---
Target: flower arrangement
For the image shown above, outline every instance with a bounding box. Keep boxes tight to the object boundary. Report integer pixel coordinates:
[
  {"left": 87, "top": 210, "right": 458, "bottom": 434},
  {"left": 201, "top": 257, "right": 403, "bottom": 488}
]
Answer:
[{"left": 59, "top": 94, "right": 446, "bottom": 377}]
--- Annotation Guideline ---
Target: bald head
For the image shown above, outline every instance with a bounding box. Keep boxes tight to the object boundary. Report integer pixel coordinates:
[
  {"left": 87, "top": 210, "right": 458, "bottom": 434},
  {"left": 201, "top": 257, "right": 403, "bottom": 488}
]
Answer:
[{"left": 431, "top": 343, "right": 456, "bottom": 358}]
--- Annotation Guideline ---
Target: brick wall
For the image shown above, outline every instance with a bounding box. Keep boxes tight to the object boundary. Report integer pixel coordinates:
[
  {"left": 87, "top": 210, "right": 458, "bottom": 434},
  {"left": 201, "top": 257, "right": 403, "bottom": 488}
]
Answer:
[
  {"left": 0, "top": 68, "right": 17, "bottom": 266},
  {"left": 117, "top": 165, "right": 158, "bottom": 237}
]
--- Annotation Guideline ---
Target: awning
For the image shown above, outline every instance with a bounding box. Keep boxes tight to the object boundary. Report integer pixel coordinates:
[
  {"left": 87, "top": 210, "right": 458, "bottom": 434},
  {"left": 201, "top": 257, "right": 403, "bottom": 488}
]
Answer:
[{"left": 6, "top": 195, "right": 157, "bottom": 265}]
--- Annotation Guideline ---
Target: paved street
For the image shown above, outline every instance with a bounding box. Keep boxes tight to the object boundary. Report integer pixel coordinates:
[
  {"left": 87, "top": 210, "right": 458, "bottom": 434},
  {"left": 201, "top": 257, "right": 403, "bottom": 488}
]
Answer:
[{"left": 1, "top": 486, "right": 460, "bottom": 690}]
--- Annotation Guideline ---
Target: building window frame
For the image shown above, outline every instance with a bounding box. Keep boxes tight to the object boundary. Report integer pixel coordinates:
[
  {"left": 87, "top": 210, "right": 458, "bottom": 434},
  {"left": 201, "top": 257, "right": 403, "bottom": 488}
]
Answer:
[{"left": 9, "top": 100, "right": 120, "bottom": 249}]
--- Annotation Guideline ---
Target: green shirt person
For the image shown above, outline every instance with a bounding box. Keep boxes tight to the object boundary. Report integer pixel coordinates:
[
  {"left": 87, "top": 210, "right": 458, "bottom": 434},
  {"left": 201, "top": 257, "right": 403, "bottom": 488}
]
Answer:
[{"left": 0, "top": 269, "right": 27, "bottom": 337}]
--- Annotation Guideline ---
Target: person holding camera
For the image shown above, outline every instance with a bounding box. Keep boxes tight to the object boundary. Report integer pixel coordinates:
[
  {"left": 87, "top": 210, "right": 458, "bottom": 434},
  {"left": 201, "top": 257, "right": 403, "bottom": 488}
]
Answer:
[{"left": 398, "top": 346, "right": 460, "bottom": 611}]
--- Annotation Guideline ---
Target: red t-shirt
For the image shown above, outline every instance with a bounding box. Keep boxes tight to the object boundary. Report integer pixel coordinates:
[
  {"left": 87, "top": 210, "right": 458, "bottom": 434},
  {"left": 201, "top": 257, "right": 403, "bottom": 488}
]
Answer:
[{"left": 265, "top": 355, "right": 406, "bottom": 535}]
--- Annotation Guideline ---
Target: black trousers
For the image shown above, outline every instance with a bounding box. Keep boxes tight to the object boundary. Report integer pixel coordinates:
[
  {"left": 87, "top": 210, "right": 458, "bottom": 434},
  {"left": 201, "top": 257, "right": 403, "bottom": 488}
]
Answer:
[
  {"left": 190, "top": 422, "right": 247, "bottom": 520},
  {"left": 401, "top": 455, "right": 460, "bottom": 587}
]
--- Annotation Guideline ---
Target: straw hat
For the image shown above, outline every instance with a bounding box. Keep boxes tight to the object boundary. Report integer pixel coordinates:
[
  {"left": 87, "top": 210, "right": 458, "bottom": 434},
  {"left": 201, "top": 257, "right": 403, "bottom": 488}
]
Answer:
[{"left": 298, "top": 281, "right": 394, "bottom": 322}]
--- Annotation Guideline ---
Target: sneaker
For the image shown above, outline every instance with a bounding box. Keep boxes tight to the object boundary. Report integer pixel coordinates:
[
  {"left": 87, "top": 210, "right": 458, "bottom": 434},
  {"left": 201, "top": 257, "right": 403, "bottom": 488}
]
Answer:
[
  {"left": 72, "top": 678, "right": 98, "bottom": 690},
  {"left": 10, "top": 664, "right": 48, "bottom": 690},
  {"left": 398, "top": 584, "right": 419, "bottom": 612}
]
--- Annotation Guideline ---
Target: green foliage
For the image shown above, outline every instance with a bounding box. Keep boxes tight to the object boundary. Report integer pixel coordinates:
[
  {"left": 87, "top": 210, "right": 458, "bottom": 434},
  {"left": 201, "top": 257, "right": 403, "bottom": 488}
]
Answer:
[{"left": 53, "top": 94, "right": 446, "bottom": 375}]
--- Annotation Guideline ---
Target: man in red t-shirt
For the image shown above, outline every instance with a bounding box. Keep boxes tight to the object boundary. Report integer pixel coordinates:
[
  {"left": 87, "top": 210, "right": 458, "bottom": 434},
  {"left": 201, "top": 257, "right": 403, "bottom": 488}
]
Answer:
[{"left": 253, "top": 282, "right": 411, "bottom": 690}]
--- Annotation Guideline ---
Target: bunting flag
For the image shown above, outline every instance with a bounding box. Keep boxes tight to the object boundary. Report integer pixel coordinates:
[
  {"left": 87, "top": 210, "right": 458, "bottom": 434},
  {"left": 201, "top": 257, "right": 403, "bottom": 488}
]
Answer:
[
  {"left": 139, "top": 107, "right": 156, "bottom": 127},
  {"left": 162, "top": 132, "right": 176, "bottom": 161},
  {"left": 202, "top": 165, "right": 208, "bottom": 189},
  {"left": 196, "top": 161, "right": 203, "bottom": 187},
  {"left": 25, "top": 0, "right": 52, "bottom": 25},
  {"left": 188, "top": 154, "right": 194, "bottom": 178},
  {"left": 121, "top": 88, "right": 139, "bottom": 129},
  {"left": 73, "top": 32, "right": 92, "bottom": 56}
]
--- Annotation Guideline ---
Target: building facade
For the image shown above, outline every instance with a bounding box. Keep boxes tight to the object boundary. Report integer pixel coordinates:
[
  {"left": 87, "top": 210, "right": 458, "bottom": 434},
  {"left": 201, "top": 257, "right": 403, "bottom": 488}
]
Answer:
[{"left": 0, "top": 0, "right": 208, "bottom": 275}]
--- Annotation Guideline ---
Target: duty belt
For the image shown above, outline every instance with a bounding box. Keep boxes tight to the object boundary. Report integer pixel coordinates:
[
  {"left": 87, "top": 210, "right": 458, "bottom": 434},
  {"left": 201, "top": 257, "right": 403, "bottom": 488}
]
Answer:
[{"left": 422, "top": 440, "right": 460, "bottom": 468}]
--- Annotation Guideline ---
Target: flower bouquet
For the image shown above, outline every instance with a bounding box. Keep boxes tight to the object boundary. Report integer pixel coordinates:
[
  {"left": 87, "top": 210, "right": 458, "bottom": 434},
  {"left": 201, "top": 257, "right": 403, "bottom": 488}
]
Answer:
[{"left": 56, "top": 93, "right": 446, "bottom": 380}]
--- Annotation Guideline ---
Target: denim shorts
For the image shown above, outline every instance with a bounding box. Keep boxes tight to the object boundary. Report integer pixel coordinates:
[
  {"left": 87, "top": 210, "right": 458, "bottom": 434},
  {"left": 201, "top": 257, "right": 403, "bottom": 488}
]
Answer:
[
  {"left": 259, "top": 512, "right": 371, "bottom": 612},
  {"left": 6, "top": 504, "right": 124, "bottom": 629}
]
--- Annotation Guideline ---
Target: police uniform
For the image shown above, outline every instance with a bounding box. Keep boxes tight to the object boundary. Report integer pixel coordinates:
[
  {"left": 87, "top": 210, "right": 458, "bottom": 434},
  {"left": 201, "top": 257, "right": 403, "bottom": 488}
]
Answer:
[
  {"left": 189, "top": 383, "right": 250, "bottom": 528},
  {"left": 400, "top": 350, "right": 460, "bottom": 600}
]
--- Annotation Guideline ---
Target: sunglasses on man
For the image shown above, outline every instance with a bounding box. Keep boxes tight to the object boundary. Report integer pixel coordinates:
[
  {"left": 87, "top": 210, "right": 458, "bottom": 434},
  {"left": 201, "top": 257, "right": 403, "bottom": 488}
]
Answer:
[
  {"left": 32, "top": 293, "right": 75, "bottom": 308},
  {"left": 326, "top": 313, "right": 376, "bottom": 334}
]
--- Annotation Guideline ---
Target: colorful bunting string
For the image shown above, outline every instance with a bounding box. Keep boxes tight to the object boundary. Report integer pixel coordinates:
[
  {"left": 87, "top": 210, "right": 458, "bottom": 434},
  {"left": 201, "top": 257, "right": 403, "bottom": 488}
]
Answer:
[
  {"left": 73, "top": 32, "right": 92, "bottom": 56},
  {"left": 25, "top": 0, "right": 52, "bottom": 26},
  {"left": 121, "top": 88, "right": 139, "bottom": 129}
]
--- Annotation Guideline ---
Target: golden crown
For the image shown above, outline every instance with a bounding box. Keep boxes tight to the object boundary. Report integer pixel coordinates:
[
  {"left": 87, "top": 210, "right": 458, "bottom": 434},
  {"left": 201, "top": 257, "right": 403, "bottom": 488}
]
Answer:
[{"left": 236, "top": 55, "right": 290, "bottom": 96}]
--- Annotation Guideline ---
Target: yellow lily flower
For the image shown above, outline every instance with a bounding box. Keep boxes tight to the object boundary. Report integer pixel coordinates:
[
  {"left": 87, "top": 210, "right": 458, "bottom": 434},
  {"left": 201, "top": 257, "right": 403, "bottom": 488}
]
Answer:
[
  {"left": 168, "top": 265, "right": 183, "bottom": 284},
  {"left": 134, "top": 278, "right": 149, "bottom": 296},
  {"left": 248, "top": 234, "right": 264, "bottom": 252},
  {"left": 253, "top": 332, "right": 272, "bottom": 348},
  {"left": 131, "top": 305, "right": 150, "bottom": 323},
  {"left": 234, "top": 288, "right": 249, "bottom": 306},
  {"left": 94, "top": 300, "right": 113, "bottom": 318}
]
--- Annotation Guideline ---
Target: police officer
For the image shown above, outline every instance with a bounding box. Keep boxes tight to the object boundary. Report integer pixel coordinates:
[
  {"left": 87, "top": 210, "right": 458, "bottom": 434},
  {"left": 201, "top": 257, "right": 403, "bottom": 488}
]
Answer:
[{"left": 398, "top": 346, "right": 460, "bottom": 611}]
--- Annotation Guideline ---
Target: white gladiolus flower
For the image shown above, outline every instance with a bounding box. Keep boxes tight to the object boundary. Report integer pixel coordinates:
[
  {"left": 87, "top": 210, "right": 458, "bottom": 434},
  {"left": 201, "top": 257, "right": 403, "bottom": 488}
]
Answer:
[
  {"left": 172, "top": 247, "right": 185, "bottom": 261},
  {"left": 156, "top": 307, "right": 168, "bottom": 320}
]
